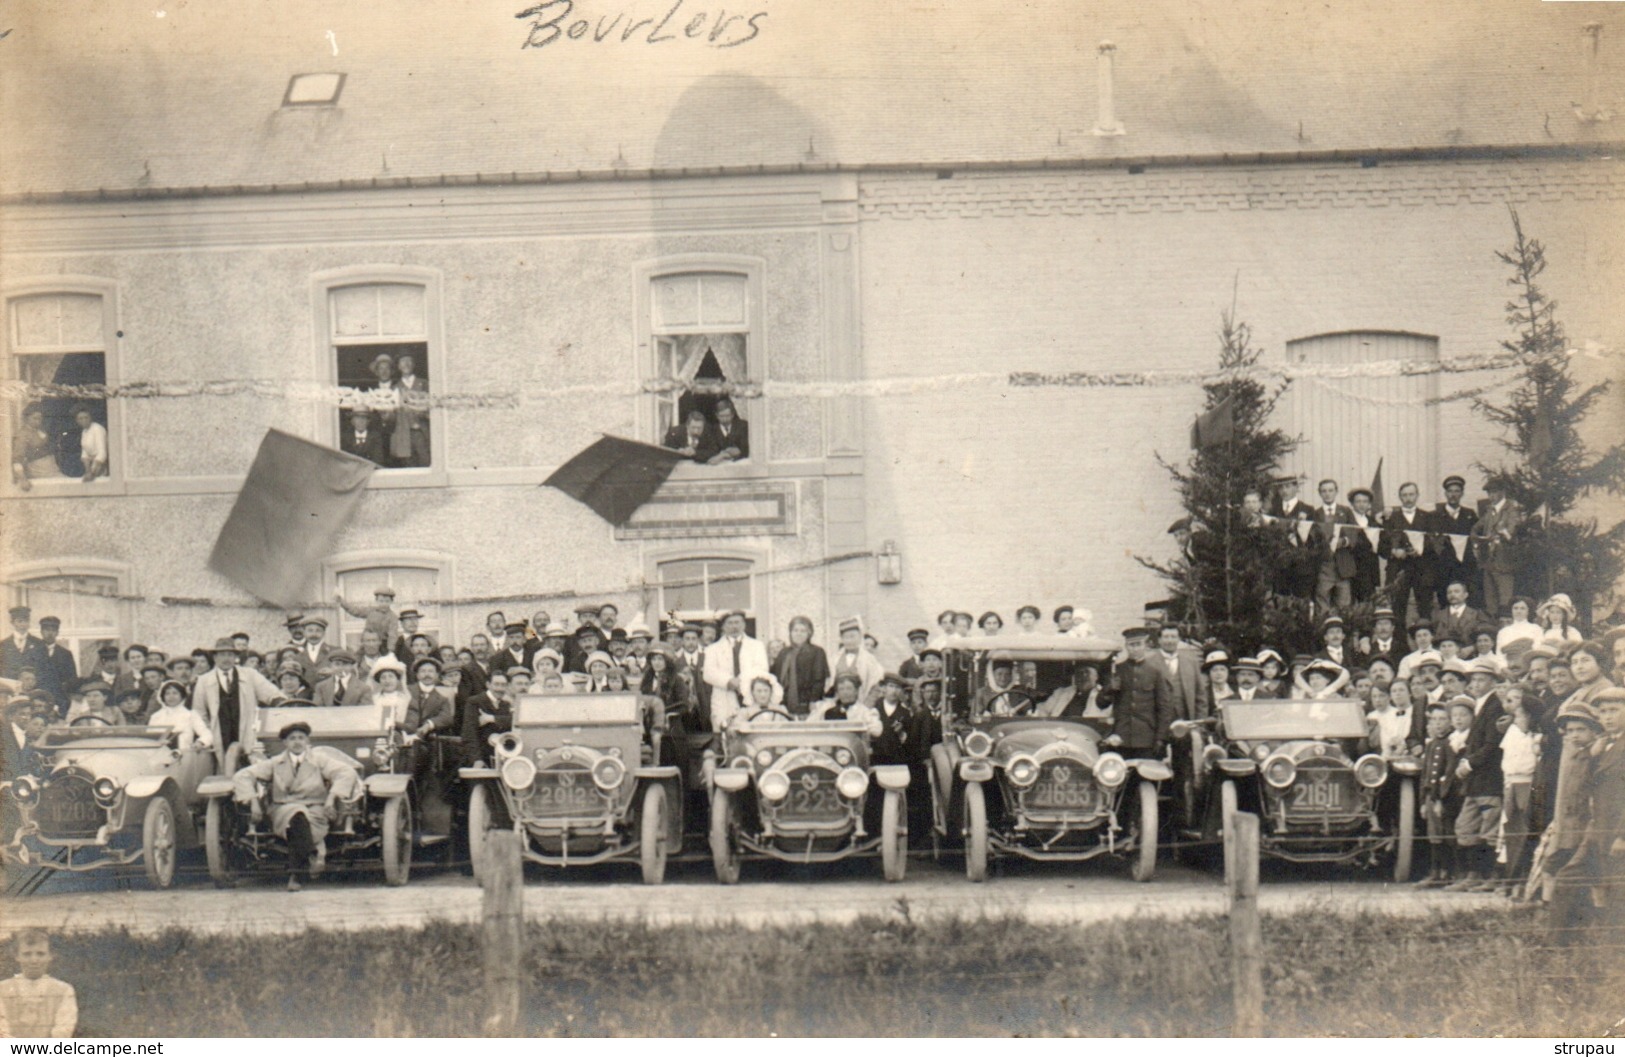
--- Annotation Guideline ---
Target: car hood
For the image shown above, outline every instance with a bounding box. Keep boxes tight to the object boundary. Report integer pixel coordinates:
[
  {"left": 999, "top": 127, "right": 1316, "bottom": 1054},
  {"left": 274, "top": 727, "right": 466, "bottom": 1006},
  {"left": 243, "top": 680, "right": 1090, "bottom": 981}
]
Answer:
[
  {"left": 1239, "top": 738, "right": 1357, "bottom": 765},
  {"left": 45, "top": 745, "right": 176, "bottom": 781},
  {"left": 986, "top": 720, "right": 1099, "bottom": 765}
]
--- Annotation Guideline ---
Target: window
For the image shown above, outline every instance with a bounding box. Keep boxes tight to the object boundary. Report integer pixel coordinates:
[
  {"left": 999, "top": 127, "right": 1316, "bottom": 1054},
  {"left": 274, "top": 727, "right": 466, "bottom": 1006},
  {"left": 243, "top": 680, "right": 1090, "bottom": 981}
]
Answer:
[
  {"left": 332, "top": 564, "right": 444, "bottom": 650},
  {"left": 14, "top": 573, "right": 124, "bottom": 675},
  {"left": 639, "top": 260, "right": 762, "bottom": 466},
  {"left": 6, "top": 285, "right": 117, "bottom": 490},
  {"left": 328, "top": 282, "right": 433, "bottom": 470},
  {"left": 1282, "top": 331, "right": 1440, "bottom": 498},
  {"left": 657, "top": 557, "right": 755, "bottom": 632}
]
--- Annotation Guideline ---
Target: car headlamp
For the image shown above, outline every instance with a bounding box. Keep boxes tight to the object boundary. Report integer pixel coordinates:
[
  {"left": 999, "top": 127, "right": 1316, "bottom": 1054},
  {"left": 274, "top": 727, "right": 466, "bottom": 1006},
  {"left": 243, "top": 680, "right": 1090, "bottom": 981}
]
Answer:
[
  {"left": 758, "top": 770, "right": 791, "bottom": 801},
  {"left": 501, "top": 756, "right": 537, "bottom": 791},
  {"left": 1262, "top": 755, "right": 1297, "bottom": 788},
  {"left": 836, "top": 767, "right": 868, "bottom": 799},
  {"left": 963, "top": 730, "right": 993, "bottom": 758},
  {"left": 1093, "top": 752, "right": 1128, "bottom": 788},
  {"left": 495, "top": 733, "right": 522, "bottom": 758},
  {"left": 12, "top": 776, "right": 40, "bottom": 805},
  {"left": 755, "top": 748, "right": 774, "bottom": 768},
  {"left": 92, "top": 777, "right": 120, "bottom": 804},
  {"left": 1007, "top": 754, "right": 1040, "bottom": 788},
  {"left": 591, "top": 755, "right": 626, "bottom": 790},
  {"left": 1354, "top": 754, "right": 1389, "bottom": 788},
  {"left": 1251, "top": 744, "right": 1271, "bottom": 762},
  {"left": 833, "top": 748, "right": 853, "bottom": 767}
]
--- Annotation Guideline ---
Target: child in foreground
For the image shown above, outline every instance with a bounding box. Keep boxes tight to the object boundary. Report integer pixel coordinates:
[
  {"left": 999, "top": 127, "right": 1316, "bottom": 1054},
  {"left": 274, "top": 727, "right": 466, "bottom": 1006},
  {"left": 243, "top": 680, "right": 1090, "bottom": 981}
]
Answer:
[{"left": 0, "top": 930, "right": 76, "bottom": 1038}]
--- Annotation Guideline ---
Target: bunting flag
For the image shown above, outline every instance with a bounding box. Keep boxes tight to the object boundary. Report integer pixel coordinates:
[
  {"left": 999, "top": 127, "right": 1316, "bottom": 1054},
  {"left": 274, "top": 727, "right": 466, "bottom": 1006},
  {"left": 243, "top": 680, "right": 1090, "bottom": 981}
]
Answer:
[
  {"left": 1295, "top": 520, "right": 1315, "bottom": 543},
  {"left": 1369, "top": 458, "right": 1386, "bottom": 512},
  {"left": 1364, "top": 527, "right": 1382, "bottom": 549},
  {"left": 1189, "top": 395, "right": 1236, "bottom": 450},
  {"left": 1405, "top": 530, "right": 1427, "bottom": 553},
  {"left": 208, "top": 430, "right": 377, "bottom": 608},
  {"left": 1448, "top": 534, "right": 1469, "bottom": 561}
]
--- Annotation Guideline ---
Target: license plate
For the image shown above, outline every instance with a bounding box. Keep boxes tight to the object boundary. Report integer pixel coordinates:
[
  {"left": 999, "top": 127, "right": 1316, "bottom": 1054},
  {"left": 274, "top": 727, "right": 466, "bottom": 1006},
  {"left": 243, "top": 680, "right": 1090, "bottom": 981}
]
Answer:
[
  {"left": 780, "top": 769, "right": 844, "bottom": 817},
  {"left": 530, "top": 772, "right": 598, "bottom": 815},
  {"left": 1027, "top": 779, "right": 1095, "bottom": 809},
  {"left": 1291, "top": 772, "right": 1347, "bottom": 811}
]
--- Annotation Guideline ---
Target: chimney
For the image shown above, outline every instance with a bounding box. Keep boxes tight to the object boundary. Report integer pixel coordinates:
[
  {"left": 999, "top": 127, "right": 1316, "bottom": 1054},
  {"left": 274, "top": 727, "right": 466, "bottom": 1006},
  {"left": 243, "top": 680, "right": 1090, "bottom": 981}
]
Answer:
[{"left": 1094, "top": 41, "right": 1126, "bottom": 136}]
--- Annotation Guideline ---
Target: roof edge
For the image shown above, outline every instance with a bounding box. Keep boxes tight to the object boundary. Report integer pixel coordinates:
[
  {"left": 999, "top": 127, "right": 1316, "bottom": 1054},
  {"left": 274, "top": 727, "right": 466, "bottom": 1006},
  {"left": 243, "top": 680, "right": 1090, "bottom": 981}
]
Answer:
[{"left": 3, "top": 141, "right": 1621, "bottom": 206}]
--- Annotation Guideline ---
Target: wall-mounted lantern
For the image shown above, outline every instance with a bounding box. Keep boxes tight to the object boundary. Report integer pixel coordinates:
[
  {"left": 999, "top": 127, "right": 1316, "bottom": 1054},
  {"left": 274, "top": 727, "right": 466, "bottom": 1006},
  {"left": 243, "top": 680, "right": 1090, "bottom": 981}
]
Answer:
[{"left": 877, "top": 540, "right": 902, "bottom": 585}]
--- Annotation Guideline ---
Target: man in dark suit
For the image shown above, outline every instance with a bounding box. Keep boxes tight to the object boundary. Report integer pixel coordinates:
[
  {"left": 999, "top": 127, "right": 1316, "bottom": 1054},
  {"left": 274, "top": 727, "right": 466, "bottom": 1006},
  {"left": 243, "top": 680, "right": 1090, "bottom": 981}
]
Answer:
[
  {"left": 1314, "top": 615, "right": 1354, "bottom": 668},
  {"left": 1447, "top": 657, "right": 1506, "bottom": 890},
  {"left": 1472, "top": 481, "right": 1521, "bottom": 619},
  {"left": 1345, "top": 487, "right": 1383, "bottom": 604},
  {"left": 1432, "top": 580, "right": 1490, "bottom": 651},
  {"left": 312, "top": 651, "right": 372, "bottom": 706},
  {"left": 1, "top": 606, "right": 44, "bottom": 681},
  {"left": 1150, "top": 624, "right": 1204, "bottom": 722},
  {"left": 339, "top": 407, "right": 388, "bottom": 465},
  {"left": 1360, "top": 606, "right": 1406, "bottom": 673},
  {"left": 493, "top": 622, "right": 537, "bottom": 674},
  {"left": 1107, "top": 627, "right": 1173, "bottom": 756},
  {"left": 1578, "top": 688, "right": 1625, "bottom": 931},
  {"left": 1268, "top": 476, "right": 1315, "bottom": 601},
  {"left": 33, "top": 616, "right": 76, "bottom": 705},
  {"left": 662, "top": 408, "right": 717, "bottom": 463},
  {"left": 1380, "top": 481, "right": 1434, "bottom": 624},
  {"left": 1311, "top": 479, "right": 1358, "bottom": 612},
  {"left": 1431, "top": 474, "right": 1481, "bottom": 610},
  {"left": 392, "top": 353, "right": 431, "bottom": 468},
  {"left": 706, "top": 397, "right": 750, "bottom": 465}
]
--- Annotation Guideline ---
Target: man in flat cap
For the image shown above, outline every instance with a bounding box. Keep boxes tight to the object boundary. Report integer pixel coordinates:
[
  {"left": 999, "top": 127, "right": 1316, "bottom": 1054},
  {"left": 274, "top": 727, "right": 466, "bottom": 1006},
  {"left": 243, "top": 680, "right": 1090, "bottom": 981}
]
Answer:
[
  {"left": 495, "top": 621, "right": 537, "bottom": 674},
  {"left": 1107, "top": 627, "right": 1173, "bottom": 757},
  {"left": 314, "top": 650, "right": 371, "bottom": 707},
  {"left": 232, "top": 720, "right": 361, "bottom": 891},
  {"left": 295, "top": 617, "right": 333, "bottom": 687},
  {"left": 2, "top": 606, "right": 44, "bottom": 682},
  {"left": 899, "top": 628, "right": 931, "bottom": 681},
  {"left": 194, "top": 637, "right": 285, "bottom": 769},
  {"left": 1431, "top": 474, "right": 1482, "bottom": 610},
  {"left": 335, "top": 584, "right": 399, "bottom": 653}
]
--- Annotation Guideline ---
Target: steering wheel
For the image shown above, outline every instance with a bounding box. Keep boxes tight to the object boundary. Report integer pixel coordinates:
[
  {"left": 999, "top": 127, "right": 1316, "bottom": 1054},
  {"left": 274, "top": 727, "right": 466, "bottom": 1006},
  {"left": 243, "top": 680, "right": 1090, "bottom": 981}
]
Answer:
[
  {"left": 71, "top": 714, "right": 112, "bottom": 727},
  {"left": 985, "top": 690, "right": 1036, "bottom": 717},
  {"left": 746, "top": 707, "right": 795, "bottom": 722},
  {"left": 279, "top": 698, "right": 318, "bottom": 709}
]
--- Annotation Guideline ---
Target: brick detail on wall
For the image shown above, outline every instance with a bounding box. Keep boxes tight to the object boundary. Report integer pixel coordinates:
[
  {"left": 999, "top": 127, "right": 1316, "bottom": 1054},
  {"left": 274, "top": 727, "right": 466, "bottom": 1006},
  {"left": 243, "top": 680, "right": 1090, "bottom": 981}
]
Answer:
[{"left": 858, "top": 160, "right": 1625, "bottom": 219}]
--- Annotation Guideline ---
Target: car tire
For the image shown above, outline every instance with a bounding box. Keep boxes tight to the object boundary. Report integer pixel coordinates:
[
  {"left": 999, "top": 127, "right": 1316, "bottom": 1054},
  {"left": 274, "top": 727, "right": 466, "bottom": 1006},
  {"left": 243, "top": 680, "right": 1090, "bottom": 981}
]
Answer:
[
  {"left": 963, "top": 781, "right": 988, "bottom": 883},
  {"left": 1393, "top": 778, "right": 1416, "bottom": 883},
  {"left": 467, "top": 783, "right": 492, "bottom": 884},
  {"left": 204, "top": 797, "right": 236, "bottom": 887},
  {"left": 382, "top": 795, "right": 413, "bottom": 887},
  {"left": 709, "top": 788, "right": 740, "bottom": 885},
  {"left": 881, "top": 788, "right": 907, "bottom": 883},
  {"left": 1130, "top": 780, "right": 1158, "bottom": 883},
  {"left": 142, "top": 796, "right": 177, "bottom": 889},
  {"left": 640, "top": 783, "right": 668, "bottom": 885}
]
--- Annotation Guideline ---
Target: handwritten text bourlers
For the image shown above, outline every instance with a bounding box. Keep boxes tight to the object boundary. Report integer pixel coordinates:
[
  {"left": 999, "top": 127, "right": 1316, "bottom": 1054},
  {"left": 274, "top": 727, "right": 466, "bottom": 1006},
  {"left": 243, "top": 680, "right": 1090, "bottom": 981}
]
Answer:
[{"left": 516, "top": 0, "right": 767, "bottom": 50}]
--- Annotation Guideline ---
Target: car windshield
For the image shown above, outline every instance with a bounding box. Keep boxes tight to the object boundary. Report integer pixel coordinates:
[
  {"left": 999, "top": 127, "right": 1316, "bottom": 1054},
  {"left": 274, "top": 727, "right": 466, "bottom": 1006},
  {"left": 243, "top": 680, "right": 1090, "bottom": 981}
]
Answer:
[
  {"left": 1221, "top": 699, "right": 1369, "bottom": 740},
  {"left": 260, "top": 704, "right": 393, "bottom": 738},
  {"left": 516, "top": 692, "right": 642, "bottom": 726}
]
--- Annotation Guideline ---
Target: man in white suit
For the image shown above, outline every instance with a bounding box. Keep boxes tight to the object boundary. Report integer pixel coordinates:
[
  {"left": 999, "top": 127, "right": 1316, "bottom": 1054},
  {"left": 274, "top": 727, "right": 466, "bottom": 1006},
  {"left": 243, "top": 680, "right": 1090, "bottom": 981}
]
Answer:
[
  {"left": 193, "top": 637, "right": 284, "bottom": 768},
  {"left": 701, "top": 610, "right": 768, "bottom": 731}
]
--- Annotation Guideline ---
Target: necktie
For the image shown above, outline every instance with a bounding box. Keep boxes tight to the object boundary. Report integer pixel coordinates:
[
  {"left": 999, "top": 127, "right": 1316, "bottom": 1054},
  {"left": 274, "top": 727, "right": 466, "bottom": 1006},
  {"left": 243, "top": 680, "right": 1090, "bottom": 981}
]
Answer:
[
  {"left": 336, "top": 678, "right": 346, "bottom": 701},
  {"left": 731, "top": 638, "right": 742, "bottom": 677}
]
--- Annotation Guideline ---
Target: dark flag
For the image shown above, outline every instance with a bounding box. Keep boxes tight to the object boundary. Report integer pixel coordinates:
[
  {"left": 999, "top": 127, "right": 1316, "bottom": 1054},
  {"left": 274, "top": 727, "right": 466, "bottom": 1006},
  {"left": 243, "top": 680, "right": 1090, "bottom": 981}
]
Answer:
[
  {"left": 208, "top": 430, "right": 376, "bottom": 608},
  {"left": 543, "top": 434, "right": 688, "bottom": 526},
  {"left": 1369, "top": 457, "right": 1386, "bottom": 512},
  {"left": 1190, "top": 395, "right": 1235, "bottom": 450}
]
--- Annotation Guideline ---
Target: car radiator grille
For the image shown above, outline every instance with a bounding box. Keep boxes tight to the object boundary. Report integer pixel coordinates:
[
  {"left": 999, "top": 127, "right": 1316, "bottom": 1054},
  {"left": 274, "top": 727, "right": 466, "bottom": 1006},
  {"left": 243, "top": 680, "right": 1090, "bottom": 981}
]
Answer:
[{"left": 37, "top": 774, "right": 102, "bottom": 838}]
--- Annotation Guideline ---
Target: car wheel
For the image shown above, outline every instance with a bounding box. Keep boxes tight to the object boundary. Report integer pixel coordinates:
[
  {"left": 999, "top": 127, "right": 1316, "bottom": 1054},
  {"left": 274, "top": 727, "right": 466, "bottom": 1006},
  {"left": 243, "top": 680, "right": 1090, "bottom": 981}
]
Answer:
[
  {"left": 467, "top": 783, "right": 492, "bottom": 884},
  {"left": 204, "top": 797, "right": 236, "bottom": 887},
  {"left": 640, "top": 783, "right": 669, "bottom": 885},
  {"left": 1393, "top": 778, "right": 1416, "bottom": 883},
  {"left": 382, "top": 796, "right": 413, "bottom": 887},
  {"left": 881, "top": 788, "right": 907, "bottom": 883},
  {"left": 1130, "top": 780, "right": 1158, "bottom": 883},
  {"left": 709, "top": 788, "right": 740, "bottom": 885},
  {"left": 963, "top": 781, "right": 988, "bottom": 883},
  {"left": 142, "top": 797, "right": 177, "bottom": 889}
]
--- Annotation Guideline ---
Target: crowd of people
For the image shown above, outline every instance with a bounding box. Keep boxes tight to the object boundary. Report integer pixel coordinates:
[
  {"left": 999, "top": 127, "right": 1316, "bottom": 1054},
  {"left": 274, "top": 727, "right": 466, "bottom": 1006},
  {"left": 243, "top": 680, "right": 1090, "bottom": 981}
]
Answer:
[{"left": 337, "top": 350, "right": 431, "bottom": 468}]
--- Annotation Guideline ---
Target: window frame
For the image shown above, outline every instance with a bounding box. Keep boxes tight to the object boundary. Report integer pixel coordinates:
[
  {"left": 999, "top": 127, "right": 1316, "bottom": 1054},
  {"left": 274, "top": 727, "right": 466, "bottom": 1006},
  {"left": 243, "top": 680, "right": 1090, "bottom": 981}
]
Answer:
[
  {"left": 321, "top": 549, "right": 456, "bottom": 652},
  {"left": 311, "top": 266, "right": 448, "bottom": 487},
  {"left": 2, "top": 277, "right": 123, "bottom": 497},
  {"left": 8, "top": 559, "right": 135, "bottom": 673},
  {"left": 633, "top": 255, "right": 767, "bottom": 477},
  {"left": 647, "top": 545, "right": 766, "bottom": 630}
]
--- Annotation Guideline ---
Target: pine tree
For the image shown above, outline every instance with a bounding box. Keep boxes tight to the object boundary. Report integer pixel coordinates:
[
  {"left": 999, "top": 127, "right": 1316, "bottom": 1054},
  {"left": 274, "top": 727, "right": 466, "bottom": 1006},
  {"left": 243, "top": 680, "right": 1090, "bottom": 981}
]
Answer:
[
  {"left": 1476, "top": 209, "right": 1625, "bottom": 626},
  {"left": 1139, "top": 308, "right": 1303, "bottom": 654}
]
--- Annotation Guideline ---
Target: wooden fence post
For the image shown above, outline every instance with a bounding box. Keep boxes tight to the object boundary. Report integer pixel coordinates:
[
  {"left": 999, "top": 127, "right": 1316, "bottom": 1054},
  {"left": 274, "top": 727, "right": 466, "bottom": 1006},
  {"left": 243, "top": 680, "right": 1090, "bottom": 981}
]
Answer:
[
  {"left": 1225, "top": 809, "right": 1263, "bottom": 1037},
  {"left": 482, "top": 828, "right": 523, "bottom": 1036}
]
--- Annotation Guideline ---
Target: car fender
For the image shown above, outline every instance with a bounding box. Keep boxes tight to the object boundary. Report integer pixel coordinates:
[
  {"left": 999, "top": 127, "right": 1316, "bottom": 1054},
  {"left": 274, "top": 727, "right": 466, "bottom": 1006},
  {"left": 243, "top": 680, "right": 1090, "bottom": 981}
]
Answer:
[
  {"left": 1390, "top": 757, "right": 1421, "bottom": 777},
  {"left": 197, "top": 776, "right": 235, "bottom": 798},
  {"left": 958, "top": 758, "right": 994, "bottom": 783},
  {"left": 124, "top": 776, "right": 174, "bottom": 800},
  {"left": 1215, "top": 758, "right": 1257, "bottom": 777},
  {"left": 634, "top": 765, "right": 681, "bottom": 781},
  {"left": 459, "top": 767, "right": 499, "bottom": 780},
  {"left": 872, "top": 764, "right": 910, "bottom": 791},
  {"left": 713, "top": 768, "right": 750, "bottom": 792},
  {"left": 1131, "top": 759, "right": 1173, "bottom": 782},
  {"left": 365, "top": 773, "right": 412, "bottom": 799}
]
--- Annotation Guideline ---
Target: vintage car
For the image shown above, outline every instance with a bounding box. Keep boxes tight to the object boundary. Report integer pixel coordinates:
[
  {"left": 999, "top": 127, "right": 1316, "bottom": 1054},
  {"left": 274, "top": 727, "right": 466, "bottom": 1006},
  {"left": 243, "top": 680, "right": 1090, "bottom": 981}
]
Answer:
[
  {"left": 460, "top": 691, "right": 683, "bottom": 884},
  {"left": 931, "top": 634, "right": 1171, "bottom": 882},
  {"left": 706, "top": 710, "right": 910, "bottom": 883},
  {"left": 2, "top": 723, "right": 216, "bottom": 888},
  {"left": 197, "top": 701, "right": 426, "bottom": 886},
  {"left": 1176, "top": 698, "right": 1417, "bottom": 880}
]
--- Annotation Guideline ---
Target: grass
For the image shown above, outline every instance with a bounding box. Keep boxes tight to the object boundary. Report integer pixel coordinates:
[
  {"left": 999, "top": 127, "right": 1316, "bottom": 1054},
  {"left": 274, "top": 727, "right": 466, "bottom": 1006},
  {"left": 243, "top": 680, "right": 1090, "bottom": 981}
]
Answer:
[{"left": 35, "top": 907, "right": 1625, "bottom": 1037}]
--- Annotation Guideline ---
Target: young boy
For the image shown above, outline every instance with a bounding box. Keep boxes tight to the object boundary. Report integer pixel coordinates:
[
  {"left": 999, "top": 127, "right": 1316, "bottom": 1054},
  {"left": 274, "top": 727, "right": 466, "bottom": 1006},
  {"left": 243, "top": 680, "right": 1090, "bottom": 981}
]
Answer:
[
  {"left": 1417, "top": 702, "right": 1456, "bottom": 886},
  {"left": 1443, "top": 697, "right": 1477, "bottom": 889},
  {"left": 0, "top": 931, "right": 77, "bottom": 1038},
  {"left": 1497, "top": 684, "right": 1541, "bottom": 896}
]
